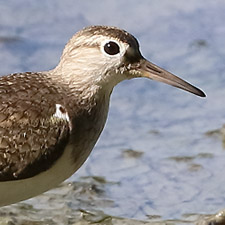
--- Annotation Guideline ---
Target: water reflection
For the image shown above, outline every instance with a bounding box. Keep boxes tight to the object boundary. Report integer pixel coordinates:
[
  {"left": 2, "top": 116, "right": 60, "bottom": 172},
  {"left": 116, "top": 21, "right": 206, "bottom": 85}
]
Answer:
[
  {"left": 205, "top": 125, "right": 225, "bottom": 149},
  {"left": 0, "top": 178, "right": 223, "bottom": 225}
]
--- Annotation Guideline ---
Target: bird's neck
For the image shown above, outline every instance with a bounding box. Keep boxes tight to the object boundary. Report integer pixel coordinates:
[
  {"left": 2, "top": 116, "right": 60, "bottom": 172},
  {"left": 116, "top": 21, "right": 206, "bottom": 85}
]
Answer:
[{"left": 48, "top": 67, "right": 114, "bottom": 114}]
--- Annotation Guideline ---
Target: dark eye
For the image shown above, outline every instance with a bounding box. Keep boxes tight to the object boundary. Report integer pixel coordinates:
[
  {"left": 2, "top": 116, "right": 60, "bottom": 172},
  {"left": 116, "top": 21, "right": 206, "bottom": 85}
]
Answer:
[{"left": 104, "top": 41, "right": 120, "bottom": 55}]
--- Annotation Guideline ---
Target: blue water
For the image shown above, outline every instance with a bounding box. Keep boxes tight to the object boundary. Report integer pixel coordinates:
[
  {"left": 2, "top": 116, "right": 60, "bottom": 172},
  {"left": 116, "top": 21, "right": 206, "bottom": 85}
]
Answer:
[{"left": 0, "top": 0, "right": 225, "bottom": 222}]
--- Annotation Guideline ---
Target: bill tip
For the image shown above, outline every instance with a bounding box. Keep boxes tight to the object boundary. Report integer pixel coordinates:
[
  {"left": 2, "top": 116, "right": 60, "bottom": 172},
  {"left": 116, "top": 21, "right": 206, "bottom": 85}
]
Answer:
[{"left": 197, "top": 89, "right": 206, "bottom": 97}]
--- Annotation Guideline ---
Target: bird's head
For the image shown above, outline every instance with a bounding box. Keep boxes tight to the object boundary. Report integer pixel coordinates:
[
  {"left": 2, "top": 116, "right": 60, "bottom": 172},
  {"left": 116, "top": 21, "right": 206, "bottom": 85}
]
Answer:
[{"left": 56, "top": 25, "right": 205, "bottom": 97}]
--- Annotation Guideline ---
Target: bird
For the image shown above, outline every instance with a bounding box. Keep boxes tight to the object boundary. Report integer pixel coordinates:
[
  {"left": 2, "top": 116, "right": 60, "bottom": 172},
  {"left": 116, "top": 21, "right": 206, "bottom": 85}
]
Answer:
[{"left": 0, "top": 25, "right": 205, "bottom": 207}]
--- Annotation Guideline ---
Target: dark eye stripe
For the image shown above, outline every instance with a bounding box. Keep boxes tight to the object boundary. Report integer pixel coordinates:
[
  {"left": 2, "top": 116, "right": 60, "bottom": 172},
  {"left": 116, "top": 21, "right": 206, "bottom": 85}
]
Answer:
[{"left": 104, "top": 41, "right": 120, "bottom": 55}]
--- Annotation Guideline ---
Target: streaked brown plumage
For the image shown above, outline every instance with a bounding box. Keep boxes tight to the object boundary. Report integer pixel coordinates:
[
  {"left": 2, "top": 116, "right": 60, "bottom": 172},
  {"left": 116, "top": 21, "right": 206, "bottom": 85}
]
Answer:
[{"left": 0, "top": 25, "right": 205, "bottom": 206}]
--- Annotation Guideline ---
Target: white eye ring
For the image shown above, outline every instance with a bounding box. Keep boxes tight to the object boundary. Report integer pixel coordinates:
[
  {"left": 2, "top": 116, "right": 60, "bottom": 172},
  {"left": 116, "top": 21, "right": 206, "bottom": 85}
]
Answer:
[{"left": 100, "top": 39, "right": 125, "bottom": 58}]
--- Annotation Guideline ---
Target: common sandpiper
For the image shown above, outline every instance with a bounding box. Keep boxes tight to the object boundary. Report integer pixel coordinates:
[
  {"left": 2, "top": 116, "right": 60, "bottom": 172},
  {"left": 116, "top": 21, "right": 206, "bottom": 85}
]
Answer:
[{"left": 0, "top": 25, "right": 205, "bottom": 206}]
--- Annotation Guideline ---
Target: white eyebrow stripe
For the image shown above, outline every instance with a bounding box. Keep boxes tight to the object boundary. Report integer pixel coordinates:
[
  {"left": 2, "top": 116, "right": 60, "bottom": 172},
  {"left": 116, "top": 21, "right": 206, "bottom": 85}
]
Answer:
[{"left": 53, "top": 104, "right": 70, "bottom": 122}]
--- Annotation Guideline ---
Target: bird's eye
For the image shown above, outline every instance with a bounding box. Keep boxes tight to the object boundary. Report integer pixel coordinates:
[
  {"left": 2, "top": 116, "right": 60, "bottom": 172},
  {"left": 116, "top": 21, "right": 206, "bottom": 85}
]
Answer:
[{"left": 103, "top": 41, "right": 120, "bottom": 55}]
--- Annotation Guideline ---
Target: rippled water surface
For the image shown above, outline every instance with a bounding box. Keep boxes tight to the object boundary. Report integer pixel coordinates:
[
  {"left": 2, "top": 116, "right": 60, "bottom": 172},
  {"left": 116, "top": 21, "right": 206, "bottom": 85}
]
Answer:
[{"left": 0, "top": 0, "right": 225, "bottom": 224}]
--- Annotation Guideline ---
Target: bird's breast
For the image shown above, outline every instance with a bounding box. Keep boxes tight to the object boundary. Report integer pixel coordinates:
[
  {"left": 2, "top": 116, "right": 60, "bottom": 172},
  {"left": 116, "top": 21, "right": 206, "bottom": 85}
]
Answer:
[{"left": 68, "top": 94, "right": 110, "bottom": 172}]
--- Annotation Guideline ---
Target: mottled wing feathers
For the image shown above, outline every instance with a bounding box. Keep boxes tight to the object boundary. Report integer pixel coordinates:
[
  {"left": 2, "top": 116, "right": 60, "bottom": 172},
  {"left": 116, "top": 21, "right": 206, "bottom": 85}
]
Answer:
[{"left": 0, "top": 72, "right": 71, "bottom": 181}]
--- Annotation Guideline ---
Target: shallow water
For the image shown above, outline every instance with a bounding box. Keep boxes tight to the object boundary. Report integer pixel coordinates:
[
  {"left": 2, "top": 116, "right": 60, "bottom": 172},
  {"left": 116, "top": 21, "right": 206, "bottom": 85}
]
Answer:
[{"left": 0, "top": 0, "right": 225, "bottom": 224}]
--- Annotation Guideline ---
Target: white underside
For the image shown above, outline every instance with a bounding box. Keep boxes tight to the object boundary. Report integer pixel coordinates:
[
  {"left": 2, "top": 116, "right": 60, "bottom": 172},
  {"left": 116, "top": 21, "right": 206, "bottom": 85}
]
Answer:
[{"left": 0, "top": 144, "right": 76, "bottom": 207}]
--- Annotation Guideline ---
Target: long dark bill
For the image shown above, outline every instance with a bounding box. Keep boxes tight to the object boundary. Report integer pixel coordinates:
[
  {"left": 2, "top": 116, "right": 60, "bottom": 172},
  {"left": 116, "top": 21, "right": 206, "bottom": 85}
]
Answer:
[{"left": 137, "top": 59, "right": 206, "bottom": 97}]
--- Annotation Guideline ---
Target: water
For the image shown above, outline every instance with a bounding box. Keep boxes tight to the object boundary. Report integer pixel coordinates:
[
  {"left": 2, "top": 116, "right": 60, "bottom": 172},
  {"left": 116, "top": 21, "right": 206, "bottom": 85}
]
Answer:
[{"left": 0, "top": 0, "right": 225, "bottom": 224}]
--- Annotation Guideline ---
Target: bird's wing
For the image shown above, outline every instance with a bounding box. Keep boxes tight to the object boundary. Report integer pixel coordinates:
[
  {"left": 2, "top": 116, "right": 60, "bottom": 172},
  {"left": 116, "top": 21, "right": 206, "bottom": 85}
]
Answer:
[{"left": 0, "top": 73, "right": 71, "bottom": 181}]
